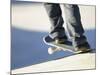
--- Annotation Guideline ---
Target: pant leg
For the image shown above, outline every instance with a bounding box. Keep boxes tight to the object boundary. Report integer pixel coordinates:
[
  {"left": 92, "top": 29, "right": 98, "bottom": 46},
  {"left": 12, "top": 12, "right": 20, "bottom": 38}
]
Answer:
[
  {"left": 64, "top": 4, "right": 84, "bottom": 38},
  {"left": 44, "top": 3, "right": 66, "bottom": 39},
  {"left": 64, "top": 4, "right": 89, "bottom": 47}
]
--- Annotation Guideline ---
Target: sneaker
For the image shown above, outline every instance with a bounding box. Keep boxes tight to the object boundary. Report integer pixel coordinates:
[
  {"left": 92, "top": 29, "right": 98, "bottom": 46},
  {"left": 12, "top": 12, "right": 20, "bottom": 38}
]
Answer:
[
  {"left": 74, "top": 42, "right": 91, "bottom": 53},
  {"left": 72, "top": 35, "right": 91, "bottom": 53}
]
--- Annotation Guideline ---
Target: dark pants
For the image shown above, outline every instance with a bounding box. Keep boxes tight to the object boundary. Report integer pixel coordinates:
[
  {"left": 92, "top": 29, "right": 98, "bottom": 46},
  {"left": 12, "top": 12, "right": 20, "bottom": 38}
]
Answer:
[{"left": 44, "top": 3, "right": 87, "bottom": 47}]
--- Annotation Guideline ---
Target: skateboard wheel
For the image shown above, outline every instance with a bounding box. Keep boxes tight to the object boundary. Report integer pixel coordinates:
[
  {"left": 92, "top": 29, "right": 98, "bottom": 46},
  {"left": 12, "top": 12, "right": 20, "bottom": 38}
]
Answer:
[
  {"left": 48, "top": 47, "right": 57, "bottom": 54},
  {"left": 48, "top": 47, "right": 62, "bottom": 54}
]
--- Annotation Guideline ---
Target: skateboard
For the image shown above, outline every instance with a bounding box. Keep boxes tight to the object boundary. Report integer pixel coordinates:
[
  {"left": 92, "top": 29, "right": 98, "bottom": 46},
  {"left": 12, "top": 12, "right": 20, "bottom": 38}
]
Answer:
[{"left": 43, "top": 35, "right": 90, "bottom": 54}]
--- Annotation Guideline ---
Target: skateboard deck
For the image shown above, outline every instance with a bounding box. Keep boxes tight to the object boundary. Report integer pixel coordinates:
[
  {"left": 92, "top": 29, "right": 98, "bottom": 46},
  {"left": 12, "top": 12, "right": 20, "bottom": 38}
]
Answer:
[
  {"left": 43, "top": 35, "right": 80, "bottom": 54},
  {"left": 43, "top": 35, "right": 92, "bottom": 54}
]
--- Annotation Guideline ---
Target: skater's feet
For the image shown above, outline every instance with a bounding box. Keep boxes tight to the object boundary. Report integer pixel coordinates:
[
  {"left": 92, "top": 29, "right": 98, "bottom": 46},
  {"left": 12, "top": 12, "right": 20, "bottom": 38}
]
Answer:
[
  {"left": 72, "top": 35, "right": 91, "bottom": 53},
  {"left": 74, "top": 42, "right": 91, "bottom": 53}
]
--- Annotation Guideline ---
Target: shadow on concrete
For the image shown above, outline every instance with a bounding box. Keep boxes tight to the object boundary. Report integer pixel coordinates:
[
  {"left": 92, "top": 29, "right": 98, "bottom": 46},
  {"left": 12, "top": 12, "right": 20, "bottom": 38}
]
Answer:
[{"left": 11, "top": 26, "right": 96, "bottom": 70}]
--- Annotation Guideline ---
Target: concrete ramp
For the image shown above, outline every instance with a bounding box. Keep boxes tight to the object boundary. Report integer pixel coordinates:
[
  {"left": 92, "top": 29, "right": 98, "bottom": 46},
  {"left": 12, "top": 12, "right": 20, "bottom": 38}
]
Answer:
[{"left": 11, "top": 53, "right": 95, "bottom": 74}]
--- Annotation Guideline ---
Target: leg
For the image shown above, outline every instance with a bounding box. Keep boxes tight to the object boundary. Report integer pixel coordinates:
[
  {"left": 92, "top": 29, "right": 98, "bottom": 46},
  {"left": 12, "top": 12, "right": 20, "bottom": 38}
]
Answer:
[
  {"left": 64, "top": 4, "right": 90, "bottom": 51},
  {"left": 44, "top": 3, "right": 67, "bottom": 41}
]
